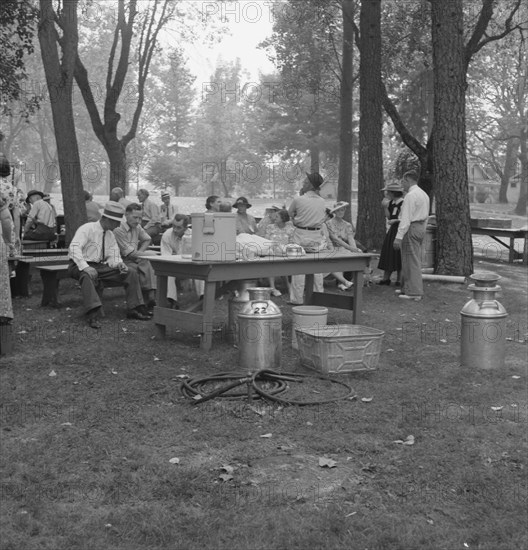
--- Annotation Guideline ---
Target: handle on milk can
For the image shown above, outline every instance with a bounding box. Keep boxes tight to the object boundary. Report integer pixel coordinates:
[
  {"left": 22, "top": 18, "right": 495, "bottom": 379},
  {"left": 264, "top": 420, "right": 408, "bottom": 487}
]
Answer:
[
  {"left": 203, "top": 212, "right": 215, "bottom": 235},
  {"left": 479, "top": 300, "right": 499, "bottom": 310}
]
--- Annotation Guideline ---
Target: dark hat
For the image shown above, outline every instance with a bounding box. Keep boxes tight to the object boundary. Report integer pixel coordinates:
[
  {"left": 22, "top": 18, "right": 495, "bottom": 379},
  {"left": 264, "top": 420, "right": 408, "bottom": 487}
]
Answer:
[
  {"left": 43, "top": 193, "right": 51, "bottom": 201},
  {"left": 305, "top": 172, "right": 324, "bottom": 189},
  {"left": 26, "top": 189, "right": 45, "bottom": 202},
  {"left": 101, "top": 201, "right": 125, "bottom": 222},
  {"left": 0, "top": 154, "right": 10, "bottom": 178},
  {"left": 233, "top": 196, "right": 252, "bottom": 209},
  {"left": 381, "top": 182, "right": 404, "bottom": 192}
]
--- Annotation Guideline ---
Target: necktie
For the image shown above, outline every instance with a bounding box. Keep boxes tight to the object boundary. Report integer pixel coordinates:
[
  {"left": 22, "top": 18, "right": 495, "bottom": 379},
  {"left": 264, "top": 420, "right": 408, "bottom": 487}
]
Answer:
[{"left": 101, "top": 230, "right": 106, "bottom": 263}]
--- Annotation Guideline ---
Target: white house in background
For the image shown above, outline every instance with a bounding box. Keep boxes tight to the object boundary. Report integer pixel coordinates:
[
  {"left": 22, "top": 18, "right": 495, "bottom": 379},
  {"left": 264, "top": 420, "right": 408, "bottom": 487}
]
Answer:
[{"left": 467, "top": 159, "right": 521, "bottom": 204}]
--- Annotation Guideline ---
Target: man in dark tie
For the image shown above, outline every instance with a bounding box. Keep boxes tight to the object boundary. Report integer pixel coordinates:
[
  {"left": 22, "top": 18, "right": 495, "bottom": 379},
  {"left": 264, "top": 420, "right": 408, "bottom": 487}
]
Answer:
[{"left": 68, "top": 201, "right": 150, "bottom": 328}]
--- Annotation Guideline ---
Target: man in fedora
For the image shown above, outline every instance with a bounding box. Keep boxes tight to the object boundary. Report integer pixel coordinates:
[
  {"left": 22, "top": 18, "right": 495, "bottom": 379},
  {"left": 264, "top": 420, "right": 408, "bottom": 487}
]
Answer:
[
  {"left": 287, "top": 172, "right": 329, "bottom": 305},
  {"left": 393, "top": 170, "right": 430, "bottom": 301},
  {"left": 160, "top": 191, "right": 178, "bottom": 229},
  {"left": 23, "top": 190, "right": 56, "bottom": 242},
  {"left": 233, "top": 196, "right": 257, "bottom": 235},
  {"left": 68, "top": 201, "right": 150, "bottom": 328}
]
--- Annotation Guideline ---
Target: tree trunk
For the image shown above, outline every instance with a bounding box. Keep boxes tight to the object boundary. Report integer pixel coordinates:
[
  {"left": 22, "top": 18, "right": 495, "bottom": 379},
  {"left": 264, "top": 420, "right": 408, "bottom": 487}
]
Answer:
[
  {"left": 38, "top": 0, "right": 86, "bottom": 243},
  {"left": 499, "top": 139, "right": 517, "bottom": 203},
  {"left": 431, "top": 0, "right": 473, "bottom": 276},
  {"left": 514, "top": 128, "right": 527, "bottom": 215},
  {"left": 337, "top": 0, "right": 354, "bottom": 222},
  {"left": 356, "top": 0, "right": 385, "bottom": 250},
  {"left": 310, "top": 145, "right": 320, "bottom": 173},
  {"left": 108, "top": 141, "right": 128, "bottom": 194}
]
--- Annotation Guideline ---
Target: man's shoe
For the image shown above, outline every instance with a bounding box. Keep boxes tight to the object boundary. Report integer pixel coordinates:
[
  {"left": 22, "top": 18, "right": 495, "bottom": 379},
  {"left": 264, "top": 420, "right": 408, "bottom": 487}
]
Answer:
[
  {"left": 168, "top": 298, "right": 180, "bottom": 310},
  {"left": 146, "top": 300, "right": 156, "bottom": 314},
  {"left": 399, "top": 294, "right": 422, "bottom": 301},
  {"left": 377, "top": 279, "right": 391, "bottom": 285},
  {"left": 88, "top": 318, "right": 102, "bottom": 329},
  {"left": 127, "top": 308, "right": 151, "bottom": 320},
  {"left": 138, "top": 304, "right": 154, "bottom": 317}
]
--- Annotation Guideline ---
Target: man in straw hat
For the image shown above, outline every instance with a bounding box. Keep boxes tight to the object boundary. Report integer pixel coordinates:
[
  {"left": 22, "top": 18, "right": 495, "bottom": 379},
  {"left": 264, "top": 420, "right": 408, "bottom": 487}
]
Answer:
[
  {"left": 68, "top": 201, "right": 151, "bottom": 328},
  {"left": 160, "top": 191, "right": 178, "bottom": 229},
  {"left": 393, "top": 170, "right": 430, "bottom": 301},
  {"left": 23, "top": 189, "right": 56, "bottom": 242},
  {"left": 287, "top": 172, "right": 329, "bottom": 305}
]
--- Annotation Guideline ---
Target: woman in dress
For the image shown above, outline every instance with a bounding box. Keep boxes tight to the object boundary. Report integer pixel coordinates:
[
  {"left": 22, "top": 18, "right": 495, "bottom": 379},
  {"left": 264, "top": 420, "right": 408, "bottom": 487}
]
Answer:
[
  {"left": 377, "top": 182, "right": 404, "bottom": 285},
  {"left": 325, "top": 201, "right": 360, "bottom": 291},
  {"left": 0, "top": 155, "right": 17, "bottom": 327}
]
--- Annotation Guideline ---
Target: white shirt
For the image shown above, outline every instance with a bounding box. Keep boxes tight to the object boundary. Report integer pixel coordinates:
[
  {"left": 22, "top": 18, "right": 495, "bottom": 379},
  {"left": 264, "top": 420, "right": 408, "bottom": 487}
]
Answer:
[
  {"left": 160, "top": 202, "right": 178, "bottom": 223},
  {"left": 396, "top": 185, "right": 430, "bottom": 240},
  {"left": 288, "top": 191, "right": 327, "bottom": 228},
  {"left": 27, "top": 199, "right": 56, "bottom": 228},
  {"left": 68, "top": 221, "right": 123, "bottom": 271},
  {"left": 160, "top": 227, "right": 191, "bottom": 255}
]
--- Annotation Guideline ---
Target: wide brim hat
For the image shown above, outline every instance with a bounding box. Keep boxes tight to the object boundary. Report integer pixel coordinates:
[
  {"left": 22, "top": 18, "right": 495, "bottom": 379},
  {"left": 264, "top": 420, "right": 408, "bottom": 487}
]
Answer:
[
  {"left": 161, "top": 191, "right": 170, "bottom": 199},
  {"left": 381, "top": 182, "right": 404, "bottom": 192},
  {"left": 43, "top": 193, "right": 51, "bottom": 200},
  {"left": 101, "top": 201, "right": 125, "bottom": 222},
  {"left": 305, "top": 172, "right": 324, "bottom": 189},
  {"left": 329, "top": 201, "right": 349, "bottom": 214},
  {"left": 233, "top": 196, "right": 252, "bottom": 208},
  {"left": 26, "top": 189, "right": 45, "bottom": 202}
]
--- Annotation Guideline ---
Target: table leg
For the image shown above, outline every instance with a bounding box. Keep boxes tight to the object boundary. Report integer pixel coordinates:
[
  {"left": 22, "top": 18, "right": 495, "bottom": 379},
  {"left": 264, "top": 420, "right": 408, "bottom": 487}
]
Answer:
[
  {"left": 353, "top": 270, "right": 364, "bottom": 324},
  {"left": 155, "top": 275, "right": 168, "bottom": 339},
  {"left": 305, "top": 274, "right": 314, "bottom": 304},
  {"left": 509, "top": 237, "right": 515, "bottom": 263},
  {"left": 40, "top": 271, "right": 61, "bottom": 307},
  {"left": 200, "top": 281, "right": 216, "bottom": 351}
]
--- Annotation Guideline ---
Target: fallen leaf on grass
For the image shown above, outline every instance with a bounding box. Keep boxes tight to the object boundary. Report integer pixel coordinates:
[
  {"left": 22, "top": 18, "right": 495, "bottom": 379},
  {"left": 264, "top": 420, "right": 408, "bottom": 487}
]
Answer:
[
  {"left": 512, "top": 375, "right": 521, "bottom": 379},
  {"left": 221, "top": 465, "right": 235, "bottom": 474},
  {"left": 319, "top": 457, "right": 337, "bottom": 468},
  {"left": 175, "top": 374, "right": 189, "bottom": 379},
  {"left": 48, "top": 370, "right": 57, "bottom": 377},
  {"left": 345, "top": 511, "right": 356, "bottom": 517},
  {"left": 192, "top": 395, "right": 202, "bottom": 401},
  {"left": 249, "top": 406, "right": 267, "bottom": 416},
  {"left": 111, "top": 370, "right": 118, "bottom": 375},
  {"left": 491, "top": 406, "right": 503, "bottom": 411},
  {"left": 169, "top": 457, "right": 180, "bottom": 464},
  {"left": 219, "top": 473, "right": 233, "bottom": 482},
  {"left": 386, "top": 348, "right": 394, "bottom": 352},
  {"left": 61, "top": 422, "right": 72, "bottom": 426},
  {"left": 361, "top": 397, "right": 373, "bottom": 403},
  {"left": 153, "top": 357, "right": 161, "bottom": 361},
  {"left": 260, "top": 433, "right": 272, "bottom": 438},
  {"left": 17, "top": 330, "right": 27, "bottom": 334},
  {"left": 394, "top": 435, "right": 415, "bottom": 446}
]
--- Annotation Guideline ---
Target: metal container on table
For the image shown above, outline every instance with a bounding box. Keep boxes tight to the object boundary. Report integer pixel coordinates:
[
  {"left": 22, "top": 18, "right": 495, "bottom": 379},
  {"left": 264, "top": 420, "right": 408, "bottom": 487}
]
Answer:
[
  {"left": 238, "top": 287, "right": 282, "bottom": 371},
  {"left": 460, "top": 271, "right": 507, "bottom": 370}
]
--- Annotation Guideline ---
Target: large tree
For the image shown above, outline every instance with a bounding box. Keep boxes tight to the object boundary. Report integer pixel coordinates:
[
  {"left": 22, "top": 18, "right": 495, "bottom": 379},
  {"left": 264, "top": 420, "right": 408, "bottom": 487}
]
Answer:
[
  {"left": 356, "top": 0, "right": 385, "bottom": 250},
  {"left": 73, "top": 0, "right": 174, "bottom": 193},
  {"left": 38, "top": 0, "right": 86, "bottom": 241},
  {"left": 430, "top": 0, "right": 473, "bottom": 275}
]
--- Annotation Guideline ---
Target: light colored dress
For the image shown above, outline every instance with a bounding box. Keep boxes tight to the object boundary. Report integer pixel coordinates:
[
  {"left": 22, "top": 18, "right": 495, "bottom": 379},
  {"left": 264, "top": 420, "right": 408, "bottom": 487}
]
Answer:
[
  {"left": 0, "top": 180, "right": 16, "bottom": 320},
  {"left": 264, "top": 221, "right": 295, "bottom": 245}
]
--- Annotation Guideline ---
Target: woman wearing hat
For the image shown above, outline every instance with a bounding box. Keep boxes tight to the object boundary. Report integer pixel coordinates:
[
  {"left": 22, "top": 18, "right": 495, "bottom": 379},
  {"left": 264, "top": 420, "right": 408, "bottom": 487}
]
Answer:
[
  {"left": 233, "top": 197, "right": 257, "bottom": 235},
  {"left": 325, "top": 201, "right": 360, "bottom": 291},
  {"left": 377, "top": 182, "right": 404, "bottom": 285}
]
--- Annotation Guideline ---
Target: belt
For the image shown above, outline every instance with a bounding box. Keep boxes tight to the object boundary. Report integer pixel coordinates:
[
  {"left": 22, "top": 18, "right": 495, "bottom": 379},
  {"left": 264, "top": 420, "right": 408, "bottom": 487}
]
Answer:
[
  {"left": 295, "top": 225, "right": 321, "bottom": 231},
  {"left": 411, "top": 219, "right": 427, "bottom": 224}
]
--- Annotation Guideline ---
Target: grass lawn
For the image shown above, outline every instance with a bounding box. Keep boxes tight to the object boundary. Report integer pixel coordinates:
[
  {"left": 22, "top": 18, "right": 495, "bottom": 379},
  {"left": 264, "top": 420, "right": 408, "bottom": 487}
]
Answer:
[{"left": 1, "top": 255, "right": 527, "bottom": 550}]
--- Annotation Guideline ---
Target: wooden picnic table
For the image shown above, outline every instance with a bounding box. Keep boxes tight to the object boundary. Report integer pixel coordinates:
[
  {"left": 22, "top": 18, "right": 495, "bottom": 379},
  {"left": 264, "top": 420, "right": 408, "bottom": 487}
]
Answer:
[
  {"left": 141, "top": 252, "right": 372, "bottom": 351},
  {"left": 471, "top": 226, "right": 528, "bottom": 264}
]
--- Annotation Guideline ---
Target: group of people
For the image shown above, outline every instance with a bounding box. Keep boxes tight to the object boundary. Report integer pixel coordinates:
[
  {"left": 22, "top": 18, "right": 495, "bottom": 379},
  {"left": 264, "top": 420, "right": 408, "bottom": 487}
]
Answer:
[{"left": 1, "top": 161, "right": 430, "bottom": 331}]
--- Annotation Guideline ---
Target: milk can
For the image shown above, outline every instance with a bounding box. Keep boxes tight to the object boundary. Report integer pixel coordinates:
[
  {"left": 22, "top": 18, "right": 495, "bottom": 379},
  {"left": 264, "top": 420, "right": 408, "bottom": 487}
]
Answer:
[
  {"left": 460, "top": 272, "right": 507, "bottom": 369},
  {"left": 238, "top": 287, "right": 282, "bottom": 371},
  {"left": 226, "top": 280, "right": 258, "bottom": 344}
]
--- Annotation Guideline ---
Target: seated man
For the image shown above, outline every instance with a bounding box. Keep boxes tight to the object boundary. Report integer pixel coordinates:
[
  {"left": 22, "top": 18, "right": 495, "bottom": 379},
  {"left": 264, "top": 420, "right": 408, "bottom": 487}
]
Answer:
[
  {"left": 160, "top": 191, "right": 178, "bottom": 230},
  {"left": 160, "top": 213, "right": 190, "bottom": 309},
  {"left": 113, "top": 203, "right": 157, "bottom": 314},
  {"left": 68, "top": 201, "right": 151, "bottom": 328},
  {"left": 23, "top": 189, "right": 56, "bottom": 242},
  {"left": 137, "top": 188, "right": 161, "bottom": 244}
]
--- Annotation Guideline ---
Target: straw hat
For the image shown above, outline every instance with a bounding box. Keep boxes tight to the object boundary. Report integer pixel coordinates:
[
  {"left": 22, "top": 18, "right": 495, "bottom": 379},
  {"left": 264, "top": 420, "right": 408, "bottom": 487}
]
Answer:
[{"left": 101, "top": 201, "right": 125, "bottom": 222}]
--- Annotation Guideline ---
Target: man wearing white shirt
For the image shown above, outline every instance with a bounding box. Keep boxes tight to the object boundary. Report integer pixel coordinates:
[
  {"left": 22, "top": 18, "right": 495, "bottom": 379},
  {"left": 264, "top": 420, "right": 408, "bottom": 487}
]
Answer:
[
  {"left": 393, "top": 171, "right": 430, "bottom": 301},
  {"left": 68, "top": 201, "right": 150, "bottom": 328}
]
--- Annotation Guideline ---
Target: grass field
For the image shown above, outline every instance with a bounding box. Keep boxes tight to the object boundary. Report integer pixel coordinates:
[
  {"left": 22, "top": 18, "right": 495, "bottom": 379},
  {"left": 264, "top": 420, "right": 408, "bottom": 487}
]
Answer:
[{"left": 1, "top": 251, "right": 527, "bottom": 549}]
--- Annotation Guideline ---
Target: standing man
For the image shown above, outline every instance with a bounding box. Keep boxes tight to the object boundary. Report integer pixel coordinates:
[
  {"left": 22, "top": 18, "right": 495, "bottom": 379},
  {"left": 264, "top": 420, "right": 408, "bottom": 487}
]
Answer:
[
  {"left": 137, "top": 188, "right": 161, "bottom": 243},
  {"left": 287, "top": 172, "right": 329, "bottom": 305},
  {"left": 393, "top": 170, "right": 430, "bottom": 301},
  {"left": 160, "top": 214, "right": 191, "bottom": 309},
  {"left": 113, "top": 203, "right": 157, "bottom": 314},
  {"left": 23, "top": 189, "right": 56, "bottom": 242},
  {"left": 160, "top": 191, "right": 178, "bottom": 230},
  {"left": 68, "top": 201, "right": 150, "bottom": 328}
]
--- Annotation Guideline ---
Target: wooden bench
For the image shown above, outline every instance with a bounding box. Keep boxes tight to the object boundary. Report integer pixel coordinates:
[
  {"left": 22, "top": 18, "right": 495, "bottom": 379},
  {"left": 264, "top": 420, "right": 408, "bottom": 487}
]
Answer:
[
  {"left": 21, "top": 239, "right": 49, "bottom": 250},
  {"left": 35, "top": 264, "right": 124, "bottom": 308},
  {"left": 471, "top": 227, "right": 528, "bottom": 264},
  {"left": 11, "top": 255, "right": 72, "bottom": 298},
  {"left": 22, "top": 248, "right": 68, "bottom": 257}
]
